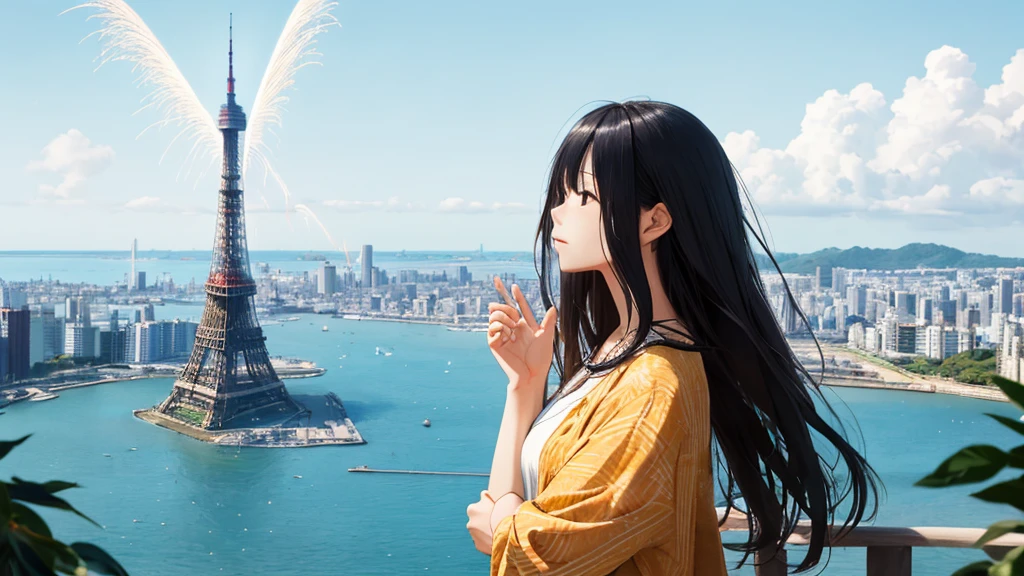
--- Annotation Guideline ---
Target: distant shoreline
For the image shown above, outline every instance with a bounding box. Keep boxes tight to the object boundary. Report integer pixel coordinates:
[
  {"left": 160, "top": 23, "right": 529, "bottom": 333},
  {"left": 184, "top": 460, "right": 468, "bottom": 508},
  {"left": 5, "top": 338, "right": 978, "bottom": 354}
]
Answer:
[{"left": 794, "top": 341, "right": 1012, "bottom": 404}]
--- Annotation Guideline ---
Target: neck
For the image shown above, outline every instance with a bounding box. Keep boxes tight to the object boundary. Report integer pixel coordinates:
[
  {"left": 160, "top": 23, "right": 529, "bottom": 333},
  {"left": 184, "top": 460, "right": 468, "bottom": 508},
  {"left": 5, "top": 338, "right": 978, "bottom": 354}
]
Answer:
[{"left": 598, "top": 243, "right": 681, "bottom": 343}]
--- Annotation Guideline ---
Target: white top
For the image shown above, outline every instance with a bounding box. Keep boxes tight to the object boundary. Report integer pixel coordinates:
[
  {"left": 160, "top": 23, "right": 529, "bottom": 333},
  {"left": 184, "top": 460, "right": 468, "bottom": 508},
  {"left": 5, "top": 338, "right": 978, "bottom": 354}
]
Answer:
[{"left": 520, "top": 329, "right": 666, "bottom": 501}]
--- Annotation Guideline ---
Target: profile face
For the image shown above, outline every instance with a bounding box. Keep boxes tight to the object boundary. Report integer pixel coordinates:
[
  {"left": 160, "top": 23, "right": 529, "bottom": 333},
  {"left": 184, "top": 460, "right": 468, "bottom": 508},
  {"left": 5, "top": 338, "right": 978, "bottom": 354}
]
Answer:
[{"left": 549, "top": 148, "right": 614, "bottom": 274}]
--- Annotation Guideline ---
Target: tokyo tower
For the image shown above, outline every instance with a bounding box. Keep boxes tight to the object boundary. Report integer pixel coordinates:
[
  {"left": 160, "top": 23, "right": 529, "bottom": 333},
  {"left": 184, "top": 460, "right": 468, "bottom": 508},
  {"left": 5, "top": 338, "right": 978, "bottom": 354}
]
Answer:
[{"left": 155, "top": 18, "right": 304, "bottom": 430}]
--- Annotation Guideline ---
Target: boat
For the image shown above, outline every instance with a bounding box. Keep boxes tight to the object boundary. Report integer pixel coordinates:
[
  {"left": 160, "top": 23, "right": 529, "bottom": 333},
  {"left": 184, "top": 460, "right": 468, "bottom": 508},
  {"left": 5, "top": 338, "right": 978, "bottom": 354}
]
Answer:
[
  {"left": 29, "top": 392, "right": 58, "bottom": 402},
  {"left": 422, "top": 419, "right": 431, "bottom": 427},
  {"left": 293, "top": 475, "right": 303, "bottom": 479},
  {"left": 375, "top": 346, "right": 381, "bottom": 355},
  {"left": 285, "top": 317, "right": 300, "bottom": 322},
  {"left": 322, "top": 325, "right": 329, "bottom": 332}
]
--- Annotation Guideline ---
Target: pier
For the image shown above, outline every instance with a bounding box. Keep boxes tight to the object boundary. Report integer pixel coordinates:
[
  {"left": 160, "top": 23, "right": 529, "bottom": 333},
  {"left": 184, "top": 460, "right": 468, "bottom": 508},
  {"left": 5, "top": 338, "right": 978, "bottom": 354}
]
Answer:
[{"left": 348, "top": 466, "right": 487, "bottom": 477}]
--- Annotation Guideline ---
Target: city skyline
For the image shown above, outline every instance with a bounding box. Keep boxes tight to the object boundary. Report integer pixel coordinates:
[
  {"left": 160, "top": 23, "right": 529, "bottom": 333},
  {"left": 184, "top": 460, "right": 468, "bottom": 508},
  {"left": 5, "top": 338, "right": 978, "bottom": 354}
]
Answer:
[{"left": 3, "top": 1, "right": 1024, "bottom": 255}]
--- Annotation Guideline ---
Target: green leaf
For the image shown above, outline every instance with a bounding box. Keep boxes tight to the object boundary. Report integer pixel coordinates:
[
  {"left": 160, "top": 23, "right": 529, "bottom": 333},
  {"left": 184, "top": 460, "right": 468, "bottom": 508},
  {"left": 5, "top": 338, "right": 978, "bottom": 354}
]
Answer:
[
  {"left": 973, "top": 519, "right": 1024, "bottom": 547},
  {"left": 8, "top": 523, "right": 80, "bottom": 576},
  {"left": 10, "top": 479, "right": 80, "bottom": 496},
  {"left": 0, "top": 435, "right": 32, "bottom": 462},
  {"left": 992, "top": 376, "right": 1024, "bottom": 412},
  {"left": 69, "top": 543, "right": 129, "bottom": 576},
  {"left": 971, "top": 477, "right": 1024, "bottom": 513},
  {"left": 10, "top": 536, "right": 60, "bottom": 576},
  {"left": 915, "top": 445, "right": 1008, "bottom": 487},
  {"left": 1009, "top": 446, "right": 1024, "bottom": 470},
  {"left": 985, "top": 413, "right": 1024, "bottom": 437},
  {"left": 4, "top": 481, "right": 100, "bottom": 529},
  {"left": 0, "top": 482, "right": 13, "bottom": 524},
  {"left": 10, "top": 503, "right": 53, "bottom": 541},
  {"left": 950, "top": 560, "right": 992, "bottom": 576}
]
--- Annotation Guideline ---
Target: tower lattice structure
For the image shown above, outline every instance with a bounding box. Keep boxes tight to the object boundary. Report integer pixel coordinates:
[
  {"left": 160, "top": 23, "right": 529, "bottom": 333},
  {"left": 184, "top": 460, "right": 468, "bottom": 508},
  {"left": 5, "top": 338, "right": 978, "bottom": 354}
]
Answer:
[{"left": 156, "top": 18, "right": 304, "bottom": 430}]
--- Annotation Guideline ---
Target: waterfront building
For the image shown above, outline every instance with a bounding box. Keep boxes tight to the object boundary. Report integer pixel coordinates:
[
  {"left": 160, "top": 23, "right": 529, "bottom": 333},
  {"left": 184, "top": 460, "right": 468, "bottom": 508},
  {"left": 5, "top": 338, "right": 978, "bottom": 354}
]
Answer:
[{"left": 0, "top": 308, "right": 30, "bottom": 381}]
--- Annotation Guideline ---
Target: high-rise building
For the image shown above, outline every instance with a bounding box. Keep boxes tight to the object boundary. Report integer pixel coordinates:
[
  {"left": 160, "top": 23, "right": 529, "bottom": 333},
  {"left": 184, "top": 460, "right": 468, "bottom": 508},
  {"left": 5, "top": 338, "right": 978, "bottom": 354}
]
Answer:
[
  {"left": 846, "top": 285, "right": 866, "bottom": 316},
  {"left": 151, "top": 25, "right": 302, "bottom": 430},
  {"left": 999, "top": 277, "right": 1014, "bottom": 315},
  {"left": 361, "top": 245, "right": 373, "bottom": 289},
  {"left": 0, "top": 283, "right": 26, "bottom": 310},
  {"left": 319, "top": 261, "right": 338, "bottom": 296},
  {"left": 0, "top": 309, "right": 30, "bottom": 382},
  {"left": 917, "top": 297, "right": 933, "bottom": 326},
  {"left": 831, "top": 267, "right": 847, "bottom": 295},
  {"left": 100, "top": 327, "right": 128, "bottom": 364},
  {"left": 65, "top": 296, "right": 78, "bottom": 324},
  {"left": 814, "top": 266, "right": 821, "bottom": 291},
  {"left": 130, "top": 239, "right": 138, "bottom": 290},
  {"left": 29, "top": 305, "right": 63, "bottom": 365},
  {"left": 64, "top": 323, "right": 99, "bottom": 358},
  {"left": 136, "top": 271, "right": 147, "bottom": 292},
  {"left": 895, "top": 291, "right": 911, "bottom": 323}
]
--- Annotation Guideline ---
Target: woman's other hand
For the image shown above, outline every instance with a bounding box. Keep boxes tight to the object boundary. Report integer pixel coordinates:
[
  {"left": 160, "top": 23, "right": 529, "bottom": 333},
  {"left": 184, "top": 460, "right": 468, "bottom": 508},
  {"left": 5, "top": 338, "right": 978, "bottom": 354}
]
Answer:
[
  {"left": 466, "top": 489, "right": 495, "bottom": 555},
  {"left": 487, "top": 276, "right": 557, "bottom": 395}
]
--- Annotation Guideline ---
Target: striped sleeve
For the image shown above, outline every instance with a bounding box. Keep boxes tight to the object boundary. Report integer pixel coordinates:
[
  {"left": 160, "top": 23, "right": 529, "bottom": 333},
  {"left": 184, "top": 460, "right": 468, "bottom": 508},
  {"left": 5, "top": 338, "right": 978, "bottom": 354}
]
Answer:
[{"left": 490, "top": 354, "right": 695, "bottom": 576}]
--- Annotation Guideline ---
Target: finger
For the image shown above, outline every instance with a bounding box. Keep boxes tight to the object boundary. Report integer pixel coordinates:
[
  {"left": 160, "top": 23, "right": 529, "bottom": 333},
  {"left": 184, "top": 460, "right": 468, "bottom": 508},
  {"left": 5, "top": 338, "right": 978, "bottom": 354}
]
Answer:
[
  {"left": 488, "top": 320, "right": 514, "bottom": 341},
  {"left": 488, "top": 302, "right": 519, "bottom": 321},
  {"left": 512, "top": 284, "right": 537, "bottom": 329},
  {"left": 488, "top": 312, "right": 517, "bottom": 335},
  {"left": 493, "top": 276, "right": 519, "bottom": 317},
  {"left": 539, "top": 307, "right": 557, "bottom": 333}
]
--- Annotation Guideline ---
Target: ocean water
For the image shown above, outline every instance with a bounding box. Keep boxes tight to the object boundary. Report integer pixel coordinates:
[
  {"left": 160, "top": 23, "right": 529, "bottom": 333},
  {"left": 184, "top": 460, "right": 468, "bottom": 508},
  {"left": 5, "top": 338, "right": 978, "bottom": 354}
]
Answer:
[{"left": 0, "top": 255, "right": 1022, "bottom": 575}]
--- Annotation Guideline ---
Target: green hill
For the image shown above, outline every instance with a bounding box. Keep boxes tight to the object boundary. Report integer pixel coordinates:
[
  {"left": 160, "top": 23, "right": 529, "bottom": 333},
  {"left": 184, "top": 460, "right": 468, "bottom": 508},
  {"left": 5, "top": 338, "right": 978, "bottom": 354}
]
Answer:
[
  {"left": 892, "top": 349, "right": 998, "bottom": 386},
  {"left": 754, "top": 243, "right": 1024, "bottom": 274}
]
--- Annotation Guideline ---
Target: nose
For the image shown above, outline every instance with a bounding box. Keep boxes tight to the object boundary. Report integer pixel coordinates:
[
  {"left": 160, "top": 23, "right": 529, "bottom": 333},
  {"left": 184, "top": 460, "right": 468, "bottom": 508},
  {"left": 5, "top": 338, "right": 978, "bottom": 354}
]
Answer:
[{"left": 549, "top": 201, "right": 563, "bottom": 226}]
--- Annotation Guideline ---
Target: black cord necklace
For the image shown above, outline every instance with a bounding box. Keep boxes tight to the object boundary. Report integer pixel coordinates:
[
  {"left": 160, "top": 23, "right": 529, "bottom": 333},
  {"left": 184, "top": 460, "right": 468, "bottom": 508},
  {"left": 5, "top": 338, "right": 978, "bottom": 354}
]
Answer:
[{"left": 581, "top": 319, "right": 717, "bottom": 373}]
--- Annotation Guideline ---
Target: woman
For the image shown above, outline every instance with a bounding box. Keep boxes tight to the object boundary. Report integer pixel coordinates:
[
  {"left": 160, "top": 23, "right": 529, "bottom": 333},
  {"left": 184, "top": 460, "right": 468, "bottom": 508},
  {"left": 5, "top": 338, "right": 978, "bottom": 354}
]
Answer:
[{"left": 466, "top": 101, "right": 882, "bottom": 575}]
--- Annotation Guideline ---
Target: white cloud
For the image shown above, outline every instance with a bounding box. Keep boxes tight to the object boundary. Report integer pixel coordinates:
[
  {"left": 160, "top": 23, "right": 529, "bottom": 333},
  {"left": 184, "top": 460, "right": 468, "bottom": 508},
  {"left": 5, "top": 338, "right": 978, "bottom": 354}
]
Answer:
[
  {"left": 321, "top": 196, "right": 535, "bottom": 214},
  {"left": 120, "top": 196, "right": 212, "bottom": 215},
  {"left": 27, "top": 129, "right": 114, "bottom": 200},
  {"left": 726, "top": 45, "right": 1024, "bottom": 224},
  {"left": 124, "top": 196, "right": 162, "bottom": 210},
  {"left": 438, "top": 197, "right": 535, "bottom": 214},
  {"left": 323, "top": 196, "right": 426, "bottom": 212}
]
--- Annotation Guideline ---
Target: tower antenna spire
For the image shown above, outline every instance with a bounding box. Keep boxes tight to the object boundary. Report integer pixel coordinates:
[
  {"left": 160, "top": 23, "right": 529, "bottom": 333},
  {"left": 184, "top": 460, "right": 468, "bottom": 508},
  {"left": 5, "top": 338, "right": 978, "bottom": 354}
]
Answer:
[{"left": 227, "top": 13, "right": 234, "bottom": 94}]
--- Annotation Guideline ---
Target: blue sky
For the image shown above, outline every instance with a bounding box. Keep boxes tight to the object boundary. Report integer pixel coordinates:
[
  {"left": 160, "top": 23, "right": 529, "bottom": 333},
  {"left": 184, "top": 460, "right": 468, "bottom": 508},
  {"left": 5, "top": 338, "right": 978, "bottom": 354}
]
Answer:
[{"left": 3, "top": 0, "right": 1024, "bottom": 256}]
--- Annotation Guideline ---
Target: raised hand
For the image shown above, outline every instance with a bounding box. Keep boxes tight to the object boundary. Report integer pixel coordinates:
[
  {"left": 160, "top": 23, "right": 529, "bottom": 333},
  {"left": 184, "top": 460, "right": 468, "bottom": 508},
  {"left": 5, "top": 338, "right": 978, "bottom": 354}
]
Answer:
[{"left": 487, "top": 276, "right": 557, "bottom": 397}]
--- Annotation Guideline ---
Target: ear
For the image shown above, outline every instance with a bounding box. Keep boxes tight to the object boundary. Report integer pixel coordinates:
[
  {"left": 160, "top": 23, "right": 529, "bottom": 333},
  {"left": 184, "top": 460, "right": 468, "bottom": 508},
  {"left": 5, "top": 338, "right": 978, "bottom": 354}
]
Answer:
[{"left": 639, "top": 202, "right": 672, "bottom": 249}]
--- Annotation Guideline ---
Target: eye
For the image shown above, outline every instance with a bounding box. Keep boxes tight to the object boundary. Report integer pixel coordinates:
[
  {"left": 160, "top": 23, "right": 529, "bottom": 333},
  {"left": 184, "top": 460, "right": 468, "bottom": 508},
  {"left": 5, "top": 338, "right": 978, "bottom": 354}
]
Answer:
[{"left": 579, "top": 190, "right": 597, "bottom": 206}]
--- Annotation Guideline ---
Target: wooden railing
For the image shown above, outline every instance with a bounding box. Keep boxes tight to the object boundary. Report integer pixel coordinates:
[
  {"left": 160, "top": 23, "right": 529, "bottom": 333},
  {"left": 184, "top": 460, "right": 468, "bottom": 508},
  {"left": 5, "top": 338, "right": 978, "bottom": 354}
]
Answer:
[{"left": 722, "top": 519, "right": 1024, "bottom": 576}]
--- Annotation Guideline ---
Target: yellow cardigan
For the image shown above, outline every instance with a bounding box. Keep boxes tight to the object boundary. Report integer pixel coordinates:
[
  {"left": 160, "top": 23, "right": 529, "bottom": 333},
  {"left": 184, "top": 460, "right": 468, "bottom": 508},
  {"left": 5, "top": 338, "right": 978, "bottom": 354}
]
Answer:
[{"left": 491, "top": 346, "right": 729, "bottom": 576}]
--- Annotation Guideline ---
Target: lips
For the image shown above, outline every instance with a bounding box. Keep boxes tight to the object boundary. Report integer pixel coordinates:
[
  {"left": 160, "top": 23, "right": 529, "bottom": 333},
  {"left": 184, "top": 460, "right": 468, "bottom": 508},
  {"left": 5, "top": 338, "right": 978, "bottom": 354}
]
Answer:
[{"left": 553, "top": 236, "right": 567, "bottom": 244}]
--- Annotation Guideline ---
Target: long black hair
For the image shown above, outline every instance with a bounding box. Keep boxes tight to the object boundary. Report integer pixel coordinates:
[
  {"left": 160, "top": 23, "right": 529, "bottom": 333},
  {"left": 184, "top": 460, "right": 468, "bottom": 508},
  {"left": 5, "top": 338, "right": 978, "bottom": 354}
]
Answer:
[{"left": 533, "top": 100, "right": 883, "bottom": 573}]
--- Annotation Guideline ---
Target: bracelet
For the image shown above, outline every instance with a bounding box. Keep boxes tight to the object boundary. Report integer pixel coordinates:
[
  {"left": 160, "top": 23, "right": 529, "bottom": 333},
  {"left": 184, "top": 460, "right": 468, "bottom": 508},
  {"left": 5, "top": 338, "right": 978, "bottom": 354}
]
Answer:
[{"left": 488, "top": 491, "right": 524, "bottom": 535}]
